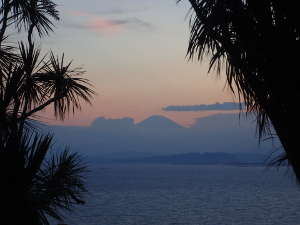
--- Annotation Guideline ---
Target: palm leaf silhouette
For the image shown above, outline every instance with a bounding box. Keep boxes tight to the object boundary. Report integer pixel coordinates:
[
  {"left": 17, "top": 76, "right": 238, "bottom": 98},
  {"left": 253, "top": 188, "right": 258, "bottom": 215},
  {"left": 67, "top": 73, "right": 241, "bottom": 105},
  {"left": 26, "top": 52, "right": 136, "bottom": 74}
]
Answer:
[
  {"left": 7, "top": 0, "right": 59, "bottom": 35},
  {"left": 0, "top": 131, "right": 87, "bottom": 225},
  {"left": 1, "top": 0, "right": 93, "bottom": 224},
  {"left": 180, "top": 0, "right": 300, "bottom": 179}
]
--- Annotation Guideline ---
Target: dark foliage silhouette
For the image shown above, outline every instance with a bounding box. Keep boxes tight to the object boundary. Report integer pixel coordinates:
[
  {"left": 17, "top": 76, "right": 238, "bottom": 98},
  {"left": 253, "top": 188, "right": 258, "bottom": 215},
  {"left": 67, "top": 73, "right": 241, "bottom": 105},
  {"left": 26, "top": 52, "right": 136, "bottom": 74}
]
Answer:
[
  {"left": 0, "top": 0, "right": 94, "bottom": 224},
  {"left": 180, "top": 0, "right": 300, "bottom": 180},
  {"left": 0, "top": 132, "right": 87, "bottom": 225}
]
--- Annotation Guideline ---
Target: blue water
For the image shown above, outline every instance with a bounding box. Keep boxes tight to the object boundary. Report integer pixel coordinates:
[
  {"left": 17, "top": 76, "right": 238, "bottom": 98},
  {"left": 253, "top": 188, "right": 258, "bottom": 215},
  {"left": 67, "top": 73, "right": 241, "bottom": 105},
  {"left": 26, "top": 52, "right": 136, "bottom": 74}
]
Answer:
[{"left": 57, "top": 165, "right": 300, "bottom": 225}]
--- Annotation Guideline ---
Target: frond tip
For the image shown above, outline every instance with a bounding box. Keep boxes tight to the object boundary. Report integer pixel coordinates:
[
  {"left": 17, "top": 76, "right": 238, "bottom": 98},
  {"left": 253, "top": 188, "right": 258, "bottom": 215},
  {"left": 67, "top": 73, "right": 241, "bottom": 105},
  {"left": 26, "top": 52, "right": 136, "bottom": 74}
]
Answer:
[
  {"left": 47, "top": 52, "right": 95, "bottom": 120},
  {"left": 11, "top": 0, "right": 60, "bottom": 36},
  {"left": 34, "top": 147, "right": 88, "bottom": 221},
  {"left": 28, "top": 52, "right": 96, "bottom": 120}
]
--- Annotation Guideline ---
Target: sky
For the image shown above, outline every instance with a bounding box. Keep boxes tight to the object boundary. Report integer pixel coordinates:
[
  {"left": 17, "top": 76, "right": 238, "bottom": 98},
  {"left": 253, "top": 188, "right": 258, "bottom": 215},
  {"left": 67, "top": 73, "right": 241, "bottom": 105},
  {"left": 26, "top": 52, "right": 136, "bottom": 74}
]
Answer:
[{"left": 40, "top": 0, "right": 238, "bottom": 126}]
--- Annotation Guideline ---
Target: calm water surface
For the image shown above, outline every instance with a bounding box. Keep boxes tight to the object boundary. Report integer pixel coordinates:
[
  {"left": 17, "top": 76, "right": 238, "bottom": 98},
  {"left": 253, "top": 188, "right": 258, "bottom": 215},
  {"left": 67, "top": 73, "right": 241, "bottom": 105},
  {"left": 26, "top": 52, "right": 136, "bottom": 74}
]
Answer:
[{"left": 58, "top": 165, "right": 300, "bottom": 225}]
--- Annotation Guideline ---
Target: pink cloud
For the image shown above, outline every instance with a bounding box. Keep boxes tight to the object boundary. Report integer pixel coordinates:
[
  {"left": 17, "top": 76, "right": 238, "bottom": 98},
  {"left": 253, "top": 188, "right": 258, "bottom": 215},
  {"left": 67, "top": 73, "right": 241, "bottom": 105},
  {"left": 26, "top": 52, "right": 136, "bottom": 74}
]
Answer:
[
  {"left": 67, "top": 10, "right": 122, "bottom": 33},
  {"left": 86, "top": 18, "right": 122, "bottom": 33},
  {"left": 66, "top": 10, "right": 153, "bottom": 34}
]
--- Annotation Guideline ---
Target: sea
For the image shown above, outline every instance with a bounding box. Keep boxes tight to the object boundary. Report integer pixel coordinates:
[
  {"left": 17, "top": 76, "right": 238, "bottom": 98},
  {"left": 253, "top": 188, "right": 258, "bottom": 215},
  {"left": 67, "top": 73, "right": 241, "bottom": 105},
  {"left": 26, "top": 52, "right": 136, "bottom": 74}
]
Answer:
[{"left": 55, "top": 164, "right": 300, "bottom": 225}]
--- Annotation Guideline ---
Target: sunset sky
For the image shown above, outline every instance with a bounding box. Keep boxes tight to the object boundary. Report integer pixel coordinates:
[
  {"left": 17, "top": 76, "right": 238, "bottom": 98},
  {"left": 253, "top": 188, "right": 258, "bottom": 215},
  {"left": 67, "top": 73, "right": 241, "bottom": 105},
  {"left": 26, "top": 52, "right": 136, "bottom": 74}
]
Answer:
[{"left": 41, "top": 0, "right": 238, "bottom": 126}]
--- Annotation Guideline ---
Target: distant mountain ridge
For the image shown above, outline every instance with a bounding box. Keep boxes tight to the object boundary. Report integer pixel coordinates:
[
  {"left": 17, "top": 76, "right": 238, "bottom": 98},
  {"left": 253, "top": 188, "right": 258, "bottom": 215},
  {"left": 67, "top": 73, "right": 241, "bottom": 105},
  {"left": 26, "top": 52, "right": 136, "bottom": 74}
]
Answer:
[
  {"left": 87, "top": 115, "right": 182, "bottom": 130},
  {"left": 117, "top": 152, "right": 268, "bottom": 166},
  {"left": 91, "top": 117, "right": 135, "bottom": 130},
  {"left": 137, "top": 115, "right": 183, "bottom": 129},
  {"left": 45, "top": 113, "right": 279, "bottom": 159}
]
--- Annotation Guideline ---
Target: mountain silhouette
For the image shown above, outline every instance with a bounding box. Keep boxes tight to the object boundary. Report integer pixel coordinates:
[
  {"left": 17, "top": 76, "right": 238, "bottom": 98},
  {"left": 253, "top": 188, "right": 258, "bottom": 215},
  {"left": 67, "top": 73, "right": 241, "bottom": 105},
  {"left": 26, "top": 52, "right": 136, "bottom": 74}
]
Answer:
[
  {"left": 191, "top": 113, "right": 254, "bottom": 130},
  {"left": 91, "top": 117, "right": 135, "bottom": 130},
  {"left": 44, "top": 113, "right": 279, "bottom": 159},
  {"left": 137, "top": 115, "right": 183, "bottom": 129}
]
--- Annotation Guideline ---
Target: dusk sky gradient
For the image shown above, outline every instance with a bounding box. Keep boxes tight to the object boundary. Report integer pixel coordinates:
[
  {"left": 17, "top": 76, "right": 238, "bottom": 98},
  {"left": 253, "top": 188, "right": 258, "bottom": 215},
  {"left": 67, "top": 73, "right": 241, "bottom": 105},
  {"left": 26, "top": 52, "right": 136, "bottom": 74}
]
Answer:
[{"left": 40, "top": 0, "right": 239, "bottom": 126}]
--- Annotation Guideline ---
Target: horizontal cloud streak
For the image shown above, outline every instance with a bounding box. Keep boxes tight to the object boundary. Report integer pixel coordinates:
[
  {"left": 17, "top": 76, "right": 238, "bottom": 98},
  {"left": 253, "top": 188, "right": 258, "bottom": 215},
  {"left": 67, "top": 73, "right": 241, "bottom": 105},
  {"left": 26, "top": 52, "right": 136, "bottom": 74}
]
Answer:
[
  {"left": 67, "top": 10, "right": 152, "bottom": 33},
  {"left": 66, "top": 18, "right": 152, "bottom": 33},
  {"left": 86, "top": 18, "right": 121, "bottom": 32},
  {"left": 163, "top": 102, "right": 244, "bottom": 112},
  {"left": 113, "top": 18, "right": 152, "bottom": 29}
]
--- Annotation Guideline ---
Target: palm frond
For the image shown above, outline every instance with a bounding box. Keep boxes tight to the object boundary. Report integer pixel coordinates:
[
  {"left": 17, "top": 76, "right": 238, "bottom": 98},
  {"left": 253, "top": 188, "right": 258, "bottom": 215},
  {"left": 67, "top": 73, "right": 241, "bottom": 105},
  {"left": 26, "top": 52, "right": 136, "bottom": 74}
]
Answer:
[
  {"left": 0, "top": 36, "right": 19, "bottom": 69},
  {"left": 1, "top": 1, "right": 90, "bottom": 224},
  {"left": 0, "top": 42, "right": 47, "bottom": 124},
  {"left": 180, "top": 0, "right": 276, "bottom": 138},
  {"left": 35, "top": 52, "right": 95, "bottom": 120},
  {"left": 0, "top": 62, "right": 25, "bottom": 119},
  {"left": 33, "top": 147, "right": 88, "bottom": 222},
  {"left": 1, "top": 131, "right": 88, "bottom": 225},
  {"left": 18, "top": 42, "right": 48, "bottom": 111},
  {"left": 25, "top": 133, "right": 53, "bottom": 181},
  {"left": 10, "top": 0, "right": 59, "bottom": 36}
]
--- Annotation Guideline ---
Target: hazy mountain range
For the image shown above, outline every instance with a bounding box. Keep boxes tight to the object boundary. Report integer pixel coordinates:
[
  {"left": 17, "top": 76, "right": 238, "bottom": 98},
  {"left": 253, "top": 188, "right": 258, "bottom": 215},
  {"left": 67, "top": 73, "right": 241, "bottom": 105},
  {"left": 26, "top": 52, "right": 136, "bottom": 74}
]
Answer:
[
  {"left": 120, "top": 152, "right": 268, "bottom": 166},
  {"left": 41, "top": 113, "right": 281, "bottom": 163}
]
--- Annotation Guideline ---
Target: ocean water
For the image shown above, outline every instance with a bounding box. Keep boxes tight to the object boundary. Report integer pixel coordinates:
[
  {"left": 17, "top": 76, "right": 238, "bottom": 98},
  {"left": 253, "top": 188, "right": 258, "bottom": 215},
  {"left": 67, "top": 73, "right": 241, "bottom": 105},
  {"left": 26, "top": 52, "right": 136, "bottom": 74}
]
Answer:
[{"left": 57, "top": 165, "right": 300, "bottom": 225}]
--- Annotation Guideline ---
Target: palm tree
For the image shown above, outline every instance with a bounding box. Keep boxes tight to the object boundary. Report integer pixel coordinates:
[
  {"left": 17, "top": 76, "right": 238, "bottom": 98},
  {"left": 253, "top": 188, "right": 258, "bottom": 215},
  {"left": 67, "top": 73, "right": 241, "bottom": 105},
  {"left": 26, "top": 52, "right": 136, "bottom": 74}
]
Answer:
[
  {"left": 0, "top": 131, "right": 87, "bottom": 225},
  {"left": 1, "top": 0, "right": 95, "bottom": 224},
  {"left": 179, "top": 0, "right": 300, "bottom": 180},
  {"left": 0, "top": 42, "right": 94, "bottom": 132},
  {"left": 1, "top": 0, "right": 95, "bottom": 131},
  {"left": 0, "top": 0, "right": 59, "bottom": 44}
]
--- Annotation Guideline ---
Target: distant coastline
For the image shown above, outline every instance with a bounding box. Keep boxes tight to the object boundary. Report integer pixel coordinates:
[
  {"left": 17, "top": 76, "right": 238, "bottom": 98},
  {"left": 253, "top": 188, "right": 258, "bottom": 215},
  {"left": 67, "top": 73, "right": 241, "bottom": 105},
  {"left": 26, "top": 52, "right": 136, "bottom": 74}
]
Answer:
[{"left": 89, "top": 152, "right": 273, "bottom": 166}]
